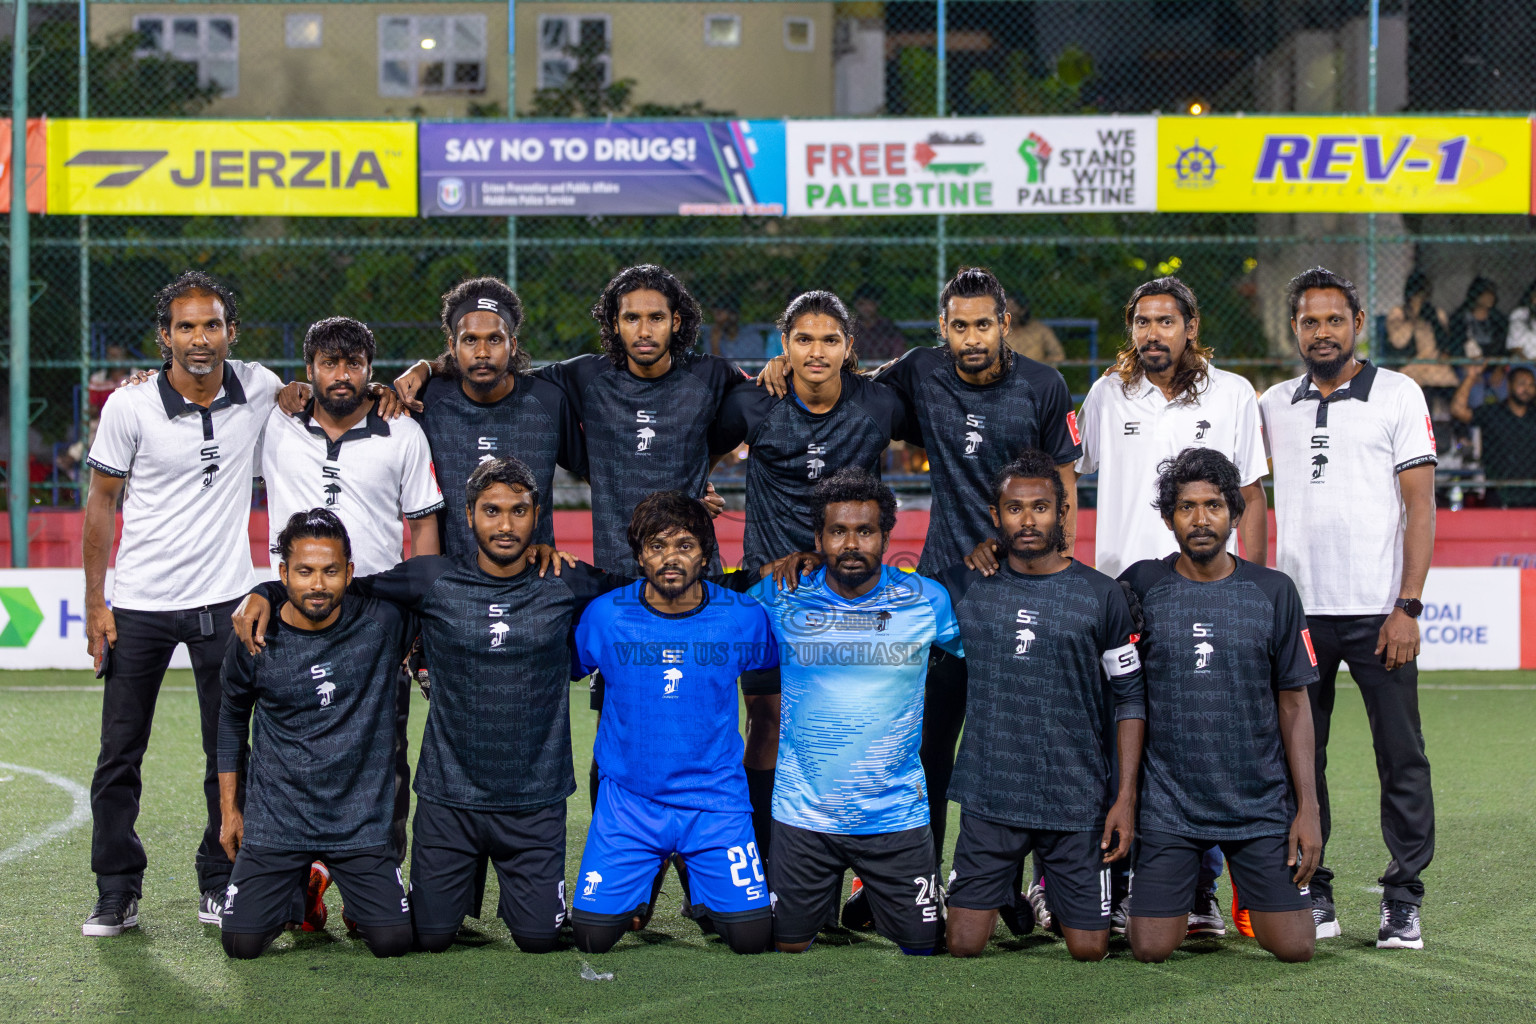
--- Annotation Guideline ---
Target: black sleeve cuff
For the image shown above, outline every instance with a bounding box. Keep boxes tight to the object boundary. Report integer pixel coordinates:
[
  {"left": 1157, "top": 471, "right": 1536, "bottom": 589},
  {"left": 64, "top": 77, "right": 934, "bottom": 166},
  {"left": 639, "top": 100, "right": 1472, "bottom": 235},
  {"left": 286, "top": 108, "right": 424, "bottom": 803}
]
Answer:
[{"left": 86, "top": 458, "right": 129, "bottom": 478}]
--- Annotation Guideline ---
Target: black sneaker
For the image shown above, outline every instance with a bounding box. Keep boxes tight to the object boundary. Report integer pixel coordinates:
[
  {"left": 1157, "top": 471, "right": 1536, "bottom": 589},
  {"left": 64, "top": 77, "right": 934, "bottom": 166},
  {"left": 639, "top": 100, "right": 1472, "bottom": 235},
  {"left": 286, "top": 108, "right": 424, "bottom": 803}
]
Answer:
[
  {"left": 1312, "top": 893, "right": 1341, "bottom": 939},
  {"left": 840, "top": 878, "right": 875, "bottom": 930},
  {"left": 83, "top": 892, "right": 139, "bottom": 937},
  {"left": 997, "top": 890, "right": 1034, "bottom": 937},
  {"left": 1187, "top": 887, "right": 1227, "bottom": 938},
  {"left": 1110, "top": 900, "right": 1128, "bottom": 937},
  {"left": 1377, "top": 898, "right": 1423, "bottom": 949},
  {"left": 198, "top": 888, "right": 225, "bottom": 925}
]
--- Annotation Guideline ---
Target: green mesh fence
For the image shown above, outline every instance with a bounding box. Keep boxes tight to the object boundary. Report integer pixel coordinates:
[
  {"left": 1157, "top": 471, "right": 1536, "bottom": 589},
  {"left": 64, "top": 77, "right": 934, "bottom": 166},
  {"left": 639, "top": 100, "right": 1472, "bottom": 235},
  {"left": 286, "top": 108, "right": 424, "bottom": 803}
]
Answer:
[{"left": 3, "top": 0, "right": 1536, "bottom": 512}]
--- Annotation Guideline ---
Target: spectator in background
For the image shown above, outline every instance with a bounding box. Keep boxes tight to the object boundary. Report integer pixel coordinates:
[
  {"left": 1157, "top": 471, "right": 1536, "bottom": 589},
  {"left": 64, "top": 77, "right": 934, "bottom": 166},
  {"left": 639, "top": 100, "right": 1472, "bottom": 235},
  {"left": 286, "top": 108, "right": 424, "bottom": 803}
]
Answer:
[
  {"left": 88, "top": 345, "right": 147, "bottom": 416},
  {"left": 851, "top": 284, "right": 909, "bottom": 362},
  {"left": 1004, "top": 294, "right": 1065, "bottom": 365},
  {"left": 1384, "top": 271, "right": 1457, "bottom": 394},
  {"left": 1506, "top": 278, "right": 1536, "bottom": 361},
  {"left": 705, "top": 300, "right": 765, "bottom": 361},
  {"left": 1446, "top": 276, "right": 1507, "bottom": 360},
  {"left": 1452, "top": 362, "right": 1536, "bottom": 507}
]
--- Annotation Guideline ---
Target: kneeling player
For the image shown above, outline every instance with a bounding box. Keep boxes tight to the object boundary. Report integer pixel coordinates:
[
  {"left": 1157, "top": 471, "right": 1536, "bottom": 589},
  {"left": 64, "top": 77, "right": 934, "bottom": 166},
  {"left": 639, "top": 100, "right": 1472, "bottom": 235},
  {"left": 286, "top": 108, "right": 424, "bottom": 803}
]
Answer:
[
  {"left": 217, "top": 511, "right": 415, "bottom": 959},
  {"left": 747, "top": 470, "right": 962, "bottom": 955},
  {"left": 571, "top": 493, "right": 777, "bottom": 955},
  {"left": 940, "top": 451, "right": 1145, "bottom": 960},
  {"left": 1119, "top": 448, "right": 1321, "bottom": 964}
]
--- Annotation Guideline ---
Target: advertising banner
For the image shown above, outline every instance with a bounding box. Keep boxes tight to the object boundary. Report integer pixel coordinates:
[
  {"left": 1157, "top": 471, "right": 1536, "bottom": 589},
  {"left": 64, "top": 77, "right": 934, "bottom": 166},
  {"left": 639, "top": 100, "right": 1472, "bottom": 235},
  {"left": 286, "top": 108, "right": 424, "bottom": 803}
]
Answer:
[
  {"left": 1157, "top": 116, "right": 1531, "bottom": 213},
  {"left": 0, "top": 119, "right": 47, "bottom": 213},
  {"left": 1414, "top": 567, "right": 1523, "bottom": 671},
  {"left": 419, "top": 120, "right": 785, "bottom": 216},
  {"left": 46, "top": 120, "right": 417, "bottom": 216},
  {"left": 786, "top": 116, "right": 1157, "bottom": 216}
]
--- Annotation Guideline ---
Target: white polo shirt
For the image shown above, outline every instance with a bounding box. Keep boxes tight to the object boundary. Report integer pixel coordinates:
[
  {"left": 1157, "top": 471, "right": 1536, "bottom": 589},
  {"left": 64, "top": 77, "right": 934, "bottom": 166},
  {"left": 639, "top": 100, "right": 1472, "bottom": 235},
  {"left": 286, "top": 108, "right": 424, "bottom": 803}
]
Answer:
[
  {"left": 1076, "top": 364, "right": 1268, "bottom": 579},
  {"left": 86, "top": 359, "right": 281, "bottom": 611},
  {"left": 259, "top": 400, "right": 444, "bottom": 575},
  {"left": 1259, "top": 361, "right": 1437, "bottom": 616}
]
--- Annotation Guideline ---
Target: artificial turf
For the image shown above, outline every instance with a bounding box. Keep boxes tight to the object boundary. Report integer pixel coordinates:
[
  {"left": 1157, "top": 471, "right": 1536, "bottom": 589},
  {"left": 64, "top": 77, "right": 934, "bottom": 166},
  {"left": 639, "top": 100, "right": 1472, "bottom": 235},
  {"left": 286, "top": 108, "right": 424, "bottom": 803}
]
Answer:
[{"left": 0, "top": 669, "right": 1532, "bottom": 1024}]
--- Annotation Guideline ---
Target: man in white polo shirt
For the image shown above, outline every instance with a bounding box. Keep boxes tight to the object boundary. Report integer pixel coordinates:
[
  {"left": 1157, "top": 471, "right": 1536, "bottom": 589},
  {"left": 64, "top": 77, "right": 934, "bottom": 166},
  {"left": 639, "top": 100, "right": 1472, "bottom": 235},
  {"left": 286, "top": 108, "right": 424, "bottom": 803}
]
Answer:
[
  {"left": 1076, "top": 276, "right": 1268, "bottom": 579},
  {"left": 1259, "top": 266, "right": 1436, "bottom": 951},
  {"left": 260, "top": 316, "right": 443, "bottom": 575},
  {"left": 81, "top": 272, "right": 282, "bottom": 937}
]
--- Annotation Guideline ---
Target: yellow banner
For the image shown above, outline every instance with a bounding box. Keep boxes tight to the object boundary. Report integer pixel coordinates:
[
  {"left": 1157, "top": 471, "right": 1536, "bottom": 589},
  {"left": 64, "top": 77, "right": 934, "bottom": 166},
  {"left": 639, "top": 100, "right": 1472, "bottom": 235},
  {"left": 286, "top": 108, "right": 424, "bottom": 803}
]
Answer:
[
  {"left": 1157, "top": 116, "right": 1530, "bottom": 213},
  {"left": 47, "top": 120, "right": 417, "bottom": 216}
]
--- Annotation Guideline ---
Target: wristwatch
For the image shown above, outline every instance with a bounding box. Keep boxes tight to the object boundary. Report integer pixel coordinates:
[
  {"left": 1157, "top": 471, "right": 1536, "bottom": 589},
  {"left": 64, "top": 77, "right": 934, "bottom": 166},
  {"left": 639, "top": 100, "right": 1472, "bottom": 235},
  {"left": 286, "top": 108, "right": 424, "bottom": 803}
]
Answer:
[{"left": 1394, "top": 597, "right": 1424, "bottom": 618}]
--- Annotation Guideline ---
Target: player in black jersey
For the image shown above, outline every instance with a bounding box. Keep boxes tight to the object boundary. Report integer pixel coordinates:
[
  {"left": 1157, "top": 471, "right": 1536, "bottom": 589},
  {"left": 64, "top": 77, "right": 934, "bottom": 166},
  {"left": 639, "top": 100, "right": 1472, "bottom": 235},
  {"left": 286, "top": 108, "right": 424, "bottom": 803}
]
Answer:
[
  {"left": 217, "top": 510, "right": 415, "bottom": 959},
  {"left": 387, "top": 277, "right": 587, "bottom": 558},
  {"left": 539, "top": 264, "right": 746, "bottom": 574},
  {"left": 1119, "top": 448, "right": 1321, "bottom": 964},
  {"left": 235, "top": 457, "right": 621, "bottom": 955},
  {"left": 713, "top": 290, "right": 910, "bottom": 860},
  {"left": 939, "top": 450, "right": 1144, "bottom": 961}
]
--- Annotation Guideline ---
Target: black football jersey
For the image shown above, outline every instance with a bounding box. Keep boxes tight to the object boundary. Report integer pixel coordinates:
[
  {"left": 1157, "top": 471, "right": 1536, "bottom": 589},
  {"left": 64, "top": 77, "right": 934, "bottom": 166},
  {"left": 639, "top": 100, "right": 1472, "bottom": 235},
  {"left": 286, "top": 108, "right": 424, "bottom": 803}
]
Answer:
[
  {"left": 218, "top": 596, "right": 418, "bottom": 851},
  {"left": 417, "top": 373, "right": 586, "bottom": 559},
  {"left": 940, "top": 560, "right": 1143, "bottom": 831},
  {"left": 872, "top": 346, "right": 1080, "bottom": 575},
  {"left": 541, "top": 352, "right": 747, "bottom": 572},
  {"left": 1119, "top": 555, "right": 1319, "bottom": 840},
  {"left": 714, "top": 372, "right": 907, "bottom": 570}
]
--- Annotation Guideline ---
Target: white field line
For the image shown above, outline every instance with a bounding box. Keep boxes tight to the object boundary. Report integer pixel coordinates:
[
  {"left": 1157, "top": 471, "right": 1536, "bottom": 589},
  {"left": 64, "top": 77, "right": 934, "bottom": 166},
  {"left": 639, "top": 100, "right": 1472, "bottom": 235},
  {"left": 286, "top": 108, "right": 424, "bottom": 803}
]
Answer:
[{"left": 0, "top": 761, "right": 91, "bottom": 866}]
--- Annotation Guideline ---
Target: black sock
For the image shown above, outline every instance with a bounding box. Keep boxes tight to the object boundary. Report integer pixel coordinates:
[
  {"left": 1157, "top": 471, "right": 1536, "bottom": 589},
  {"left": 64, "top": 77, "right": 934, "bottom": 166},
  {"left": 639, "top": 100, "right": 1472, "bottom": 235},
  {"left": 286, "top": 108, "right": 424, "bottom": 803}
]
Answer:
[{"left": 745, "top": 767, "right": 775, "bottom": 862}]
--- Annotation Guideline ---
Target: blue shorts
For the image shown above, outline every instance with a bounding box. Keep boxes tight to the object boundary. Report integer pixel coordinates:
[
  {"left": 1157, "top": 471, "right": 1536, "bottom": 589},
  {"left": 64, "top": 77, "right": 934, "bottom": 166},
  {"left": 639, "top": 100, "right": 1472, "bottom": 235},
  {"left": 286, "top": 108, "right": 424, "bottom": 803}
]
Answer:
[{"left": 572, "top": 780, "right": 769, "bottom": 924}]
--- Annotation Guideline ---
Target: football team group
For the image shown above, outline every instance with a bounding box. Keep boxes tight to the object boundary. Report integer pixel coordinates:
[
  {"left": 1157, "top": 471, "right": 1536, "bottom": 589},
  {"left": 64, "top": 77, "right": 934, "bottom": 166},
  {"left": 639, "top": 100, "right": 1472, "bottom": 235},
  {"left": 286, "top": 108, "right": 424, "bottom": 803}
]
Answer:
[{"left": 74, "top": 260, "right": 1436, "bottom": 963}]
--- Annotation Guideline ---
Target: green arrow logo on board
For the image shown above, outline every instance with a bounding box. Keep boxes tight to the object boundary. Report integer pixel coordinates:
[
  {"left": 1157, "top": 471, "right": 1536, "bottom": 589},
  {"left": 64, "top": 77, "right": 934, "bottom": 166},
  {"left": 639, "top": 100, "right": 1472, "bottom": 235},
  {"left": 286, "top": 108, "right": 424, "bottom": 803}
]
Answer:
[{"left": 0, "top": 588, "right": 43, "bottom": 647}]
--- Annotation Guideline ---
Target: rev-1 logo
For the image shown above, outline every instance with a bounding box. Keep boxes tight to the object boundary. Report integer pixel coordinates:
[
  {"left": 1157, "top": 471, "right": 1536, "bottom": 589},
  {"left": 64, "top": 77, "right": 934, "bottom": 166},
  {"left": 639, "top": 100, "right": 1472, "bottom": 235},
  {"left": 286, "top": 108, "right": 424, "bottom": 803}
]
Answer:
[{"left": 1255, "top": 135, "right": 1468, "bottom": 185}]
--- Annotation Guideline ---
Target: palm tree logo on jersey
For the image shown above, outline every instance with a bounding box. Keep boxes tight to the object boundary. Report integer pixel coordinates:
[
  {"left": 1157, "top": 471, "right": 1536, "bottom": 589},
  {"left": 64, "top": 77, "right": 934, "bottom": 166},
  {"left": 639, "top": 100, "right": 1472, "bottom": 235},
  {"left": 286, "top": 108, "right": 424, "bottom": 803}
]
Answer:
[
  {"left": 316, "top": 680, "right": 336, "bottom": 707},
  {"left": 964, "top": 430, "right": 984, "bottom": 455},
  {"left": 583, "top": 870, "right": 602, "bottom": 896},
  {"left": 1311, "top": 453, "right": 1328, "bottom": 481},
  {"left": 1194, "top": 641, "right": 1214, "bottom": 670},
  {"left": 489, "top": 621, "right": 510, "bottom": 648},
  {"left": 1195, "top": 419, "right": 1211, "bottom": 440},
  {"left": 1015, "top": 627, "right": 1036, "bottom": 654},
  {"left": 807, "top": 443, "right": 827, "bottom": 481},
  {"left": 201, "top": 463, "right": 220, "bottom": 489},
  {"left": 636, "top": 410, "right": 657, "bottom": 452},
  {"left": 663, "top": 667, "right": 683, "bottom": 695},
  {"left": 324, "top": 482, "right": 341, "bottom": 506}
]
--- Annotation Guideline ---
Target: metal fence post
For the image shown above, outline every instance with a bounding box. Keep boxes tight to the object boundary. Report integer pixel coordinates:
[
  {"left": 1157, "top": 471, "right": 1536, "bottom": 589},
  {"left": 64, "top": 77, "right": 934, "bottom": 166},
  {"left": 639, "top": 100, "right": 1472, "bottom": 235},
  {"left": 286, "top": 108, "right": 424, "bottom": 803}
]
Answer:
[
  {"left": 506, "top": 0, "right": 518, "bottom": 290},
  {"left": 10, "top": 0, "right": 31, "bottom": 565},
  {"left": 78, "top": 0, "right": 90, "bottom": 463},
  {"left": 934, "top": 0, "right": 947, "bottom": 304},
  {"left": 1365, "top": 0, "right": 1380, "bottom": 353}
]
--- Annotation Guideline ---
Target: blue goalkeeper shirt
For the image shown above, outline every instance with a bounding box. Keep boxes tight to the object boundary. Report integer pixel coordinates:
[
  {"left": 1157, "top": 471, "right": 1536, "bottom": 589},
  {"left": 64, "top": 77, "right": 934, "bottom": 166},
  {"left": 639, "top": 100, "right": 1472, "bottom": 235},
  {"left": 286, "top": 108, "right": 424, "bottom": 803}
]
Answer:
[
  {"left": 748, "top": 566, "right": 963, "bottom": 835},
  {"left": 575, "top": 578, "right": 778, "bottom": 812}
]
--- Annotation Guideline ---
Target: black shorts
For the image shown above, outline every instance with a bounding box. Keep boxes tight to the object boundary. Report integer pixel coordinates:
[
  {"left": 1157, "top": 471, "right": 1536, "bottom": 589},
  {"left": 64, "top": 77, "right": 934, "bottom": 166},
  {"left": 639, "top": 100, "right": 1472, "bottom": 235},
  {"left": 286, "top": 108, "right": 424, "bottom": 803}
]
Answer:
[
  {"left": 409, "top": 798, "right": 567, "bottom": 941},
  {"left": 739, "top": 668, "right": 781, "bottom": 697},
  {"left": 221, "top": 844, "right": 409, "bottom": 934},
  {"left": 768, "top": 821, "right": 940, "bottom": 949},
  {"left": 1130, "top": 830, "right": 1312, "bottom": 917},
  {"left": 946, "top": 813, "right": 1112, "bottom": 932}
]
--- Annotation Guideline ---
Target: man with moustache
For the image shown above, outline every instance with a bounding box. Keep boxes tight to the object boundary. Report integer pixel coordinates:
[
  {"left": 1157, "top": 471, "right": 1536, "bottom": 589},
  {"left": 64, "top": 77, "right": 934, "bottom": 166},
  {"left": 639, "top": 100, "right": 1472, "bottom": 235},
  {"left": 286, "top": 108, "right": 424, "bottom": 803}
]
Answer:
[
  {"left": 235, "top": 457, "right": 621, "bottom": 955},
  {"left": 940, "top": 450, "right": 1145, "bottom": 961},
  {"left": 82, "top": 271, "right": 283, "bottom": 936},
  {"left": 744, "top": 469, "right": 962, "bottom": 955},
  {"left": 216, "top": 510, "right": 416, "bottom": 960},
  {"left": 1119, "top": 448, "right": 1320, "bottom": 965},
  {"left": 389, "top": 277, "right": 587, "bottom": 557},
  {"left": 1259, "top": 267, "right": 1437, "bottom": 950},
  {"left": 570, "top": 492, "right": 778, "bottom": 955}
]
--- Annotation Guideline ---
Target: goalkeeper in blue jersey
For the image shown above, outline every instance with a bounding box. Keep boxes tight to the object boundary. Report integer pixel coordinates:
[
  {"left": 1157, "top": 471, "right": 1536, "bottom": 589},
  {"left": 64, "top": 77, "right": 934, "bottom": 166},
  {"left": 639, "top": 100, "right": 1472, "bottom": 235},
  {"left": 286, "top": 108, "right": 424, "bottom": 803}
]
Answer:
[{"left": 571, "top": 492, "right": 779, "bottom": 955}]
